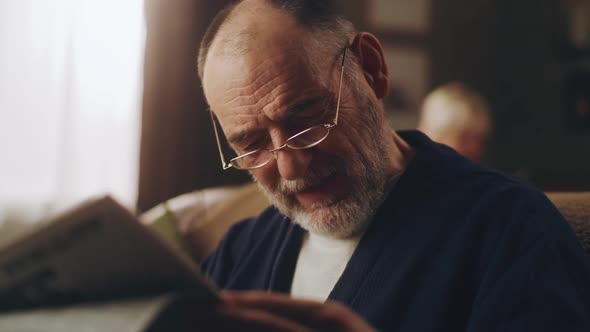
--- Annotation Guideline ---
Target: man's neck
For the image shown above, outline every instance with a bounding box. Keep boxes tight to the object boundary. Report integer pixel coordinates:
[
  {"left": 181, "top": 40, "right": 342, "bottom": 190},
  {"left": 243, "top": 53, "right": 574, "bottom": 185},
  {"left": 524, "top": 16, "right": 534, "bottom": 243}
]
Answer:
[{"left": 384, "top": 130, "right": 415, "bottom": 179}]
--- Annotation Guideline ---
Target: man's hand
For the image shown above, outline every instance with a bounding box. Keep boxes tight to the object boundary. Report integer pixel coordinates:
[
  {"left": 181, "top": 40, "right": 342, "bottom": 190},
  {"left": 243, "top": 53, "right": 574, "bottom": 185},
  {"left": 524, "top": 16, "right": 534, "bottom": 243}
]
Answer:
[{"left": 206, "top": 291, "right": 377, "bottom": 332}]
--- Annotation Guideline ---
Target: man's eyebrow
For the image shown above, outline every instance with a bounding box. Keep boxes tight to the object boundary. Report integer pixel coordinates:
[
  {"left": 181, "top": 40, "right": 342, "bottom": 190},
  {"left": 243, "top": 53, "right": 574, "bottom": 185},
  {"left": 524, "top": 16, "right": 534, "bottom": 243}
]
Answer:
[
  {"left": 226, "top": 94, "right": 329, "bottom": 145},
  {"left": 227, "top": 129, "right": 264, "bottom": 146},
  {"left": 285, "top": 94, "right": 328, "bottom": 118}
]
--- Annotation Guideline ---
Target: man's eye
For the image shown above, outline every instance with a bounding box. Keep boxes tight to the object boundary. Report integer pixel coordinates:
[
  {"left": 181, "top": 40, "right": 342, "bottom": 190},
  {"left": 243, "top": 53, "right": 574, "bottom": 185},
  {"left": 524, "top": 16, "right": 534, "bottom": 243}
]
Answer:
[
  {"left": 290, "top": 108, "right": 330, "bottom": 132},
  {"left": 298, "top": 113, "right": 318, "bottom": 122},
  {"left": 242, "top": 139, "right": 267, "bottom": 152}
]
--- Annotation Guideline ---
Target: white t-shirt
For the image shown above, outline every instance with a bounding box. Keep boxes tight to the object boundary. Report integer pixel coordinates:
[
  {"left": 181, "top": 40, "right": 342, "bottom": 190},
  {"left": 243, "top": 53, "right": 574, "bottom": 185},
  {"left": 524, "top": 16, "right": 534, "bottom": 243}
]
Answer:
[
  {"left": 290, "top": 231, "right": 363, "bottom": 301},
  {"left": 290, "top": 174, "right": 401, "bottom": 301}
]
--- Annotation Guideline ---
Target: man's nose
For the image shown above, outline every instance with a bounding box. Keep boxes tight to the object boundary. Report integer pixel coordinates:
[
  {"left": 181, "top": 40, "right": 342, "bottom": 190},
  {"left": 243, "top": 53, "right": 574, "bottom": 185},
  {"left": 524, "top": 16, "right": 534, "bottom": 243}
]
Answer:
[
  {"left": 268, "top": 128, "right": 313, "bottom": 180},
  {"left": 275, "top": 147, "right": 312, "bottom": 180}
]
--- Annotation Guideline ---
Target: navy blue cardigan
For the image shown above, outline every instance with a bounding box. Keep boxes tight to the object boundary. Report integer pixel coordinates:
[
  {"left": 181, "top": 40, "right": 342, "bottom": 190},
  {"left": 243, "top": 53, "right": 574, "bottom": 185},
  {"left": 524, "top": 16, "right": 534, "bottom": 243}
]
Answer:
[{"left": 203, "top": 131, "right": 590, "bottom": 331}]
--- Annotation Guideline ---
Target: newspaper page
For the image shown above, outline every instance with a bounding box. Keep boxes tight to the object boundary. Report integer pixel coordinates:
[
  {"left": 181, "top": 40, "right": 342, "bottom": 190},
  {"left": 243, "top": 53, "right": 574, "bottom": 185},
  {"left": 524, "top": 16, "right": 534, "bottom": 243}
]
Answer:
[{"left": 0, "top": 195, "right": 217, "bottom": 311}]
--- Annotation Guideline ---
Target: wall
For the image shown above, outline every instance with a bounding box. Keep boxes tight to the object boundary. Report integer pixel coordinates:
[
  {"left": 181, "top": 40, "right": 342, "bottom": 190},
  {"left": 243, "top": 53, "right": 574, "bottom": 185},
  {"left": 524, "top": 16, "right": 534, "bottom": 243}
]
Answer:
[
  {"left": 430, "top": 0, "right": 590, "bottom": 189},
  {"left": 137, "top": 0, "right": 590, "bottom": 211},
  {"left": 350, "top": 0, "right": 590, "bottom": 189}
]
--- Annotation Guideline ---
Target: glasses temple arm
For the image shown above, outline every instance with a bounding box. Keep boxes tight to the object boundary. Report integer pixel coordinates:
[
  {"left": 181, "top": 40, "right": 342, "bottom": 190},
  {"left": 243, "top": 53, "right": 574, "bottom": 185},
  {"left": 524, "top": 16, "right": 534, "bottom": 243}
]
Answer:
[
  {"left": 209, "top": 110, "right": 232, "bottom": 169},
  {"left": 333, "top": 47, "right": 347, "bottom": 126}
]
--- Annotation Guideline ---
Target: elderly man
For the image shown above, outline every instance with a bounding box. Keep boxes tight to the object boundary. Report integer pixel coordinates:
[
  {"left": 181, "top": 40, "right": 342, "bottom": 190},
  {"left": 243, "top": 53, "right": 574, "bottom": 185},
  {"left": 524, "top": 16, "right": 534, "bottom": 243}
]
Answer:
[{"left": 197, "top": 0, "right": 590, "bottom": 331}]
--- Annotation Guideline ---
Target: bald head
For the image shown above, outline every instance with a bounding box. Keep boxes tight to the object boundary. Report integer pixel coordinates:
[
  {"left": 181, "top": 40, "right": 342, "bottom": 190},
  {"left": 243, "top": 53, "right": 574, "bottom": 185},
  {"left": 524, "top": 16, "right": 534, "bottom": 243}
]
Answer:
[
  {"left": 197, "top": 0, "right": 354, "bottom": 81},
  {"left": 207, "top": 1, "right": 304, "bottom": 67},
  {"left": 202, "top": 4, "right": 320, "bottom": 115}
]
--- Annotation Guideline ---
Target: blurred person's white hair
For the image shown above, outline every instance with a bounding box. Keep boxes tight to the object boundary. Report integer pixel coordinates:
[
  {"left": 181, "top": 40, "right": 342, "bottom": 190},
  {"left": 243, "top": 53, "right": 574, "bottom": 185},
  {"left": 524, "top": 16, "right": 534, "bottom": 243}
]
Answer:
[
  {"left": 418, "top": 82, "right": 492, "bottom": 162},
  {"left": 418, "top": 82, "right": 491, "bottom": 138}
]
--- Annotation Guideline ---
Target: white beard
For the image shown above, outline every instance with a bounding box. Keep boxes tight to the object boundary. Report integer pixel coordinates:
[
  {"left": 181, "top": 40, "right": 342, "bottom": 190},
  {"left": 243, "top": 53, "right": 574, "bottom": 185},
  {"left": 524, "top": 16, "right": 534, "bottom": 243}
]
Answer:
[{"left": 254, "top": 95, "right": 393, "bottom": 239}]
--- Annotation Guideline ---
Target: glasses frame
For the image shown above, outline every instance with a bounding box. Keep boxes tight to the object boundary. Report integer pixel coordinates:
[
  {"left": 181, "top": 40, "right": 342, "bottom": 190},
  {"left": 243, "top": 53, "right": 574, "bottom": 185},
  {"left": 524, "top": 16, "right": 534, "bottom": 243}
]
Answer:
[{"left": 210, "top": 45, "right": 348, "bottom": 170}]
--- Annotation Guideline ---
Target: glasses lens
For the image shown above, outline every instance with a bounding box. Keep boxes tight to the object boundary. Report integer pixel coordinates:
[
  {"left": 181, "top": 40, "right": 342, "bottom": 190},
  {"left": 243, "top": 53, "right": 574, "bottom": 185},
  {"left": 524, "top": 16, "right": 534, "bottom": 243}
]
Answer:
[
  {"left": 287, "top": 125, "right": 330, "bottom": 149},
  {"left": 231, "top": 149, "right": 273, "bottom": 169}
]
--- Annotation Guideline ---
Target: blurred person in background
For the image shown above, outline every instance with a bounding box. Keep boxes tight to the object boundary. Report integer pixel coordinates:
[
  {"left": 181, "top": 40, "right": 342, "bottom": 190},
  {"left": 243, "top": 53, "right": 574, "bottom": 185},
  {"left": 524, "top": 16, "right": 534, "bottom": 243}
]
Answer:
[{"left": 418, "top": 82, "right": 492, "bottom": 162}]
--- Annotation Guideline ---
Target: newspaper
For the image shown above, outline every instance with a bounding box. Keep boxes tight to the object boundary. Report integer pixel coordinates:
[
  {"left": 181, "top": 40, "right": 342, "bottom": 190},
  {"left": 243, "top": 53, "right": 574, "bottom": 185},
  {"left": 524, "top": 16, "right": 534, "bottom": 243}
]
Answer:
[
  {"left": 0, "top": 294, "right": 176, "bottom": 332},
  {"left": 0, "top": 195, "right": 217, "bottom": 312}
]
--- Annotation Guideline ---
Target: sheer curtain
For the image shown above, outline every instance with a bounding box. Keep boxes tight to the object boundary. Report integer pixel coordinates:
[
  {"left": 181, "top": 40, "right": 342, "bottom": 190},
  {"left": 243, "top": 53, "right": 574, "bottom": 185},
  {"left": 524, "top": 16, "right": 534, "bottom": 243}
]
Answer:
[{"left": 0, "top": 0, "right": 145, "bottom": 224}]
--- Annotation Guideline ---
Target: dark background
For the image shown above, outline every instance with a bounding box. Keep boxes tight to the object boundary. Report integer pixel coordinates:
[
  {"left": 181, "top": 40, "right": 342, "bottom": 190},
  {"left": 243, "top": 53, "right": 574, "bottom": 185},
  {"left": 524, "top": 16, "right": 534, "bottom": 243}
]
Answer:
[{"left": 137, "top": 0, "right": 590, "bottom": 211}]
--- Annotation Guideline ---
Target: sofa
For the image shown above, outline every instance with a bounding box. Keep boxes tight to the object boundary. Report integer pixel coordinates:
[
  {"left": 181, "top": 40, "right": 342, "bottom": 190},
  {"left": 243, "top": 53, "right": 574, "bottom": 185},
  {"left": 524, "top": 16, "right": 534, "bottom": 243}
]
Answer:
[
  {"left": 142, "top": 186, "right": 590, "bottom": 259},
  {"left": 546, "top": 192, "right": 590, "bottom": 256}
]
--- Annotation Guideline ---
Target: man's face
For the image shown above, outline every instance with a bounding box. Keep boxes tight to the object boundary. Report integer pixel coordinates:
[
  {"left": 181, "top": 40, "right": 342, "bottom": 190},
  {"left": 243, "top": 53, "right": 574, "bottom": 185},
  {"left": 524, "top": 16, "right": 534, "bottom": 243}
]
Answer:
[{"left": 203, "top": 11, "right": 391, "bottom": 238}]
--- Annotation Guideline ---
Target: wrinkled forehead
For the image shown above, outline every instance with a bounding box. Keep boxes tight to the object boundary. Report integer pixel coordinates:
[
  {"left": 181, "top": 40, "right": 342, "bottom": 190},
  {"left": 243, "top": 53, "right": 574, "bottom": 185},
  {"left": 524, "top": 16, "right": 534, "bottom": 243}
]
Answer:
[
  {"left": 204, "top": 38, "right": 315, "bottom": 101},
  {"left": 202, "top": 20, "right": 328, "bottom": 130},
  {"left": 204, "top": 46, "right": 325, "bottom": 138},
  {"left": 200, "top": 2, "right": 345, "bottom": 141}
]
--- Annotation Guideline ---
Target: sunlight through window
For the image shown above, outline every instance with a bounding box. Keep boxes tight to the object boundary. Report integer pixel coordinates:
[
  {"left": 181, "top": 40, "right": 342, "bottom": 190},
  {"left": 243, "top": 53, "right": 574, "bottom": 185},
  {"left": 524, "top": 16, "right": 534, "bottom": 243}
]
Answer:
[{"left": 0, "top": 0, "right": 145, "bottom": 224}]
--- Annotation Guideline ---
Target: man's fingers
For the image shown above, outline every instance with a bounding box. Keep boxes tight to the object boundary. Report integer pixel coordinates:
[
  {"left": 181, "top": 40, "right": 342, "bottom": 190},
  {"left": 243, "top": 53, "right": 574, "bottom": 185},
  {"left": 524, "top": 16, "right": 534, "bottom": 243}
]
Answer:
[
  {"left": 222, "top": 291, "right": 323, "bottom": 310},
  {"left": 221, "top": 291, "right": 376, "bottom": 332},
  {"left": 221, "top": 291, "right": 326, "bottom": 320},
  {"left": 214, "top": 303, "right": 310, "bottom": 332}
]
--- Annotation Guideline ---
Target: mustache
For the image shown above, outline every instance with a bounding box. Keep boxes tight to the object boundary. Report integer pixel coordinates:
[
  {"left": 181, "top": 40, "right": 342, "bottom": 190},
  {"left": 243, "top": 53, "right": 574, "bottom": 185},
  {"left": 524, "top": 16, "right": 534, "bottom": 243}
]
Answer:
[{"left": 277, "top": 162, "right": 340, "bottom": 194}]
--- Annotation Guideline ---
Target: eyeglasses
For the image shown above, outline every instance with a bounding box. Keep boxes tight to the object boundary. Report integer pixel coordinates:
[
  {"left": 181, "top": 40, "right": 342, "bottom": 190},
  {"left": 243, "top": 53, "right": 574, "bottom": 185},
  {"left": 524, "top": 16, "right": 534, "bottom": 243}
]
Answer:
[{"left": 210, "top": 46, "right": 348, "bottom": 170}]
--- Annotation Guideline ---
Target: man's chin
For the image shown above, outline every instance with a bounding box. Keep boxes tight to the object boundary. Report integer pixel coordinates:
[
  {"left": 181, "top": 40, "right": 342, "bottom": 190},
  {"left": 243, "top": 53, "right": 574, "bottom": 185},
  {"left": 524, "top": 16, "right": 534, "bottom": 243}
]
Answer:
[{"left": 256, "top": 183, "right": 367, "bottom": 237}]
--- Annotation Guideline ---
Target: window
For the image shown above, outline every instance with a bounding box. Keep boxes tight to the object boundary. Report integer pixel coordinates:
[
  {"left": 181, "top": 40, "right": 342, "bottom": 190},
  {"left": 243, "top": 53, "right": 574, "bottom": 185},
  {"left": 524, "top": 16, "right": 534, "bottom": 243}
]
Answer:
[{"left": 0, "top": 0, "right": 145, "bottom": 224}]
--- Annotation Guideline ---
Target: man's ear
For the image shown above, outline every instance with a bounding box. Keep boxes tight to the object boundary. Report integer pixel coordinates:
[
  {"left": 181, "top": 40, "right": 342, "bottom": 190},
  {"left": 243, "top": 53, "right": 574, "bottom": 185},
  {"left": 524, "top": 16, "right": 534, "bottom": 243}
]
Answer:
[{"left": 350, "top": 32, "right": 389, "bottom": 99}]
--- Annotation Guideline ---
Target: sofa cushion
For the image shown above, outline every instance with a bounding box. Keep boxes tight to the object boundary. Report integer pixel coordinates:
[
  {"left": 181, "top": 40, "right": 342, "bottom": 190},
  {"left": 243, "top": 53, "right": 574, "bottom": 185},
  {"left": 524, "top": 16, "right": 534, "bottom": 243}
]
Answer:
[
  {"left": 141, "top": 183, "right": 270, "bottom": 260},
  {"left": 546, "top": 192, "right": 590, "bottom": 256}
]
